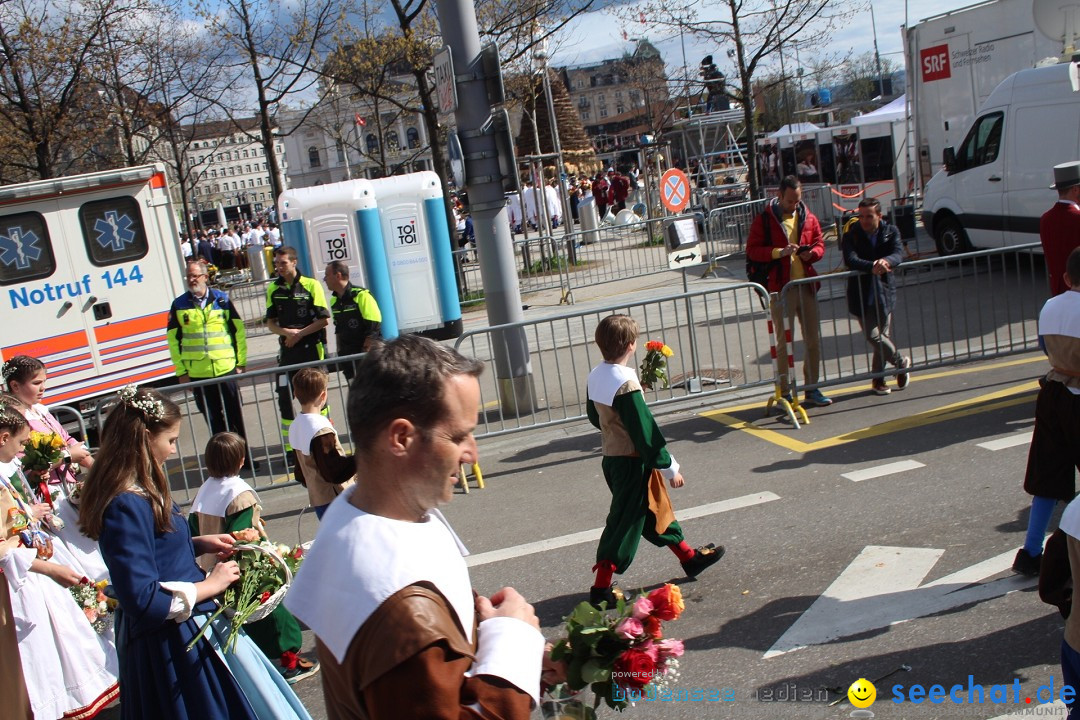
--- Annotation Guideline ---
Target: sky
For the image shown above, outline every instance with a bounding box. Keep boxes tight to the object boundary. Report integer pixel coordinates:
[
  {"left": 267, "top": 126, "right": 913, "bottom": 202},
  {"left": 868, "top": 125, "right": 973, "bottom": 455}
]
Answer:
[{"left": 547, "top": 0, "right": 983, "bottom": 79}]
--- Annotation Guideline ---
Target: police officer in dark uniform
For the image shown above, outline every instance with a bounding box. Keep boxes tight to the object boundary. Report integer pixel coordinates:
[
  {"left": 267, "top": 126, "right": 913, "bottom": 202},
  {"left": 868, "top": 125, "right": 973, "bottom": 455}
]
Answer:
[
  {"left": 265, "top": 246, "right": 331, "bottom": 445},
  {"left": 322, "top": 260, "right": 382, "bottom": 382}
]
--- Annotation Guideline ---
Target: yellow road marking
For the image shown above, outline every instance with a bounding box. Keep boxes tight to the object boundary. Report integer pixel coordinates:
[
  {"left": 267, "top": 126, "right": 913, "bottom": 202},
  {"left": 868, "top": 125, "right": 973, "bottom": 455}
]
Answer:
[{"left": 701, "top": 355, "right": 1043, "bottom": 452}]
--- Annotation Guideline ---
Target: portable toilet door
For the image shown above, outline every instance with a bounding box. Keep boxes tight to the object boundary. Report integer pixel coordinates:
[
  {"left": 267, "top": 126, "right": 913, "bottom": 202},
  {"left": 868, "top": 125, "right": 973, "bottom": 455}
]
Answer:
[{"left": 367, "top": 172, "right": 462, "bottom": 340}]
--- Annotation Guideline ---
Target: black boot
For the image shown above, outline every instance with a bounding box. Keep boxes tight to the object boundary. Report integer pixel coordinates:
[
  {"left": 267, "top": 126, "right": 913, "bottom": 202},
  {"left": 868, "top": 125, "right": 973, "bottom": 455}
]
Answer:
[{"left": 681, "top": 545, "right": 725, "bottom": 578}]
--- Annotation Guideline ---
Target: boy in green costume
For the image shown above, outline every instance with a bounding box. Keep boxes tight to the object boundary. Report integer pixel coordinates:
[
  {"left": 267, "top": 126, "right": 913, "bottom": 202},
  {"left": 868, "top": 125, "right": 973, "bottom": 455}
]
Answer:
[
  {"left": 188, "top": 432, "right": 320, "bottom": 684},
  {"left": 586, "top": 314, "right": 724, "bottom": 607}
]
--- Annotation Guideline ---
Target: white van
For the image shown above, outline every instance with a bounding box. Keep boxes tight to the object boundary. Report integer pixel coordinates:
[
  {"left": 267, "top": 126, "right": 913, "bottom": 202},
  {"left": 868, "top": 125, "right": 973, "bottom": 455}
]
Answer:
[
  {"left": 0, "top": 164, "right": 184, "bottom": 414},
  {"left": 921, "top": 61, "right": 1080, "bottom": 255}
]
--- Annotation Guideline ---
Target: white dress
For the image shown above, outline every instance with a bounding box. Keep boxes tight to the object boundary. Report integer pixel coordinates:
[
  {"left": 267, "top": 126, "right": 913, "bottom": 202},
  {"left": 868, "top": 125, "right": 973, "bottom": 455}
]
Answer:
[{"left": 1, "top": 474, "right": 118, "bottom": 719}]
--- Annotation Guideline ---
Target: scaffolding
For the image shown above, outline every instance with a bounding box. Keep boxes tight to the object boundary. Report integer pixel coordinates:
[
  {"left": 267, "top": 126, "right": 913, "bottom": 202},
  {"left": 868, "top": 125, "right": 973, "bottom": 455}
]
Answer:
[{"left": 667, "top": 108, "right": 749, "bottom": 208}]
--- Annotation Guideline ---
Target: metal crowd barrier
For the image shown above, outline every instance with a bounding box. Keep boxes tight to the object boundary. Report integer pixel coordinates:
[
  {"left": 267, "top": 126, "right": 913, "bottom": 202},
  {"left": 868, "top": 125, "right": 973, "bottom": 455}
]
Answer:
[
  {"left": 704, "top": 185, "right": 833, "bottom": 262},
  {"left": 777, "top": 242, "right": 1044, "bottom": 399},
  {"left": 226, "top": 278, "right": 274, "bottom": 337},
  {"left": 454, "top": 282, "right": 775, "bottom": 437}
]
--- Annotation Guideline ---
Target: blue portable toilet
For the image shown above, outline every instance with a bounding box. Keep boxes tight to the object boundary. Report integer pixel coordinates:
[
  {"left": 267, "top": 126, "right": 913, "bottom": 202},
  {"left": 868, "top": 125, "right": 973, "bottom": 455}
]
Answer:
[
  {"left": 277, "top": 179, "right": 400, "bottom": 339},
  {"left": 367, "top": 172, "right": 462, "bottom": 340}
]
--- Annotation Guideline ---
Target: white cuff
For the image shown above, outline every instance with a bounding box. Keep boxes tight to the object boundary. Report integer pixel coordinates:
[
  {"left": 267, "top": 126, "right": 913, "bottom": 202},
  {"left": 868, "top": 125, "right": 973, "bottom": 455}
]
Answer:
[
  {"left": 469, "top": 617, "right": 545, "bottom": 707},
  {"left": 160, "top": 581, "right": 197, "bottom": 622},
  {"left": 1, "top": 546, "right": 38, "bottom": 591},
  {"left": 658, "top": 456, "right": 680, "bottom": 481}
]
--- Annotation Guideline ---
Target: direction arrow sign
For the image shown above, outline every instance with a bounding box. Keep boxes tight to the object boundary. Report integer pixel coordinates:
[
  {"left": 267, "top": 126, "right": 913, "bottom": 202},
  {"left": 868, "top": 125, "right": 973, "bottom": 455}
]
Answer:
[
  {"left": 660, "top": 168, "right": 690, "bottom": 213},
  {"left": 764, "top": 546, "right": 1031, "bottom": 659},
  {"left": 668, "top": 247, "right": 703, "bottom": 269}
]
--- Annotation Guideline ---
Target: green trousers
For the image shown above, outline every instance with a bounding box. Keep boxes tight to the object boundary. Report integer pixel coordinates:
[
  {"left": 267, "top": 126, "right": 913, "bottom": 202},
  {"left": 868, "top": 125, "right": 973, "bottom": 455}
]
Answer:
[{"left": 596, "top": 456, "right": 684, "bottom": 574}]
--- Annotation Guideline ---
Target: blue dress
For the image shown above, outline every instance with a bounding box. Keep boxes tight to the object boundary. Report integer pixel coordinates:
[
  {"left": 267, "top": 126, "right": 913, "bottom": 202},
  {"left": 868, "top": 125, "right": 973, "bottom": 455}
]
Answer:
[{"left": 99, "top": 491, "right": 312, "bottom": 720}]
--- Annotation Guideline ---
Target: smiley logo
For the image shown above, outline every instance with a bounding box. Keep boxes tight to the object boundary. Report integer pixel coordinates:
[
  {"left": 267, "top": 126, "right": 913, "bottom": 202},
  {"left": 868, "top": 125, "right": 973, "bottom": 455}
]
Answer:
[{"left": 848, "top": 678, "right": 876, "bottom": 708}]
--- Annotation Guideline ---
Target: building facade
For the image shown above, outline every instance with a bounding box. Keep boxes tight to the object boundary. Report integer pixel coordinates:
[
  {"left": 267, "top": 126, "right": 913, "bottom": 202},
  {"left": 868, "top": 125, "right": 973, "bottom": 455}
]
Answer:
[
  {"left": 183, "top": 117, "right": 287, "bottom": 219},
  {"left": 560, "top": 40, "right": 670, "bottom": 153},
  {"left": 279, "top": 86, "right": 432, "bottom": 189}
]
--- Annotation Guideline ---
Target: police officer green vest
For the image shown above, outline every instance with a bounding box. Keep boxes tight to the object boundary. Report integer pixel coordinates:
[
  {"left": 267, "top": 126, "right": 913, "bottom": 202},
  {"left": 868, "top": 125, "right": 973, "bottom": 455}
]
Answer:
[
  {"left": 330, "top": 283, "right": 382, "bottom": 356},
  {"left": 166, "top": 287, "right": 247, "bottom": 378}
]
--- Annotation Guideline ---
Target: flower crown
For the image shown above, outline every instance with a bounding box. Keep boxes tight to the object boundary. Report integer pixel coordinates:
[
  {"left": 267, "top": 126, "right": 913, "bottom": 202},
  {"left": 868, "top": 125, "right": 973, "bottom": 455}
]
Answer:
[
  {"left": 1, "top": 362, "right": 17, "bottom": 381},
  {"left": 117, "top": 385, "right": 165, "bottom": 422}
]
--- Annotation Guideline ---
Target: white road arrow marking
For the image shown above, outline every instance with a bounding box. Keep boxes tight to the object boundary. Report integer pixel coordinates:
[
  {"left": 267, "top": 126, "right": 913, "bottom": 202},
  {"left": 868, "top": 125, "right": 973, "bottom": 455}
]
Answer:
[{"left": 764, "top": 546, "right": 1032, "bottom": 659}]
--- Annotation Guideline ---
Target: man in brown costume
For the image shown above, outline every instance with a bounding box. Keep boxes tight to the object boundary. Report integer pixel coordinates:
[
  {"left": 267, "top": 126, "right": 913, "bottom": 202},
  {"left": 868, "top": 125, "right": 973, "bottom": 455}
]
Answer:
[{"left": 284, "top": 335, "right": 543, "bottom": 719}]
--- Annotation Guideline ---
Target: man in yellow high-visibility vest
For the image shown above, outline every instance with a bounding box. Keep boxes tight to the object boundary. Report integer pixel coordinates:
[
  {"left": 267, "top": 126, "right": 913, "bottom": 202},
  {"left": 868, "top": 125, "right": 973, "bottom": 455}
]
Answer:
[{"left": 167, "top": 259, "right": 248, "bottom": 438}]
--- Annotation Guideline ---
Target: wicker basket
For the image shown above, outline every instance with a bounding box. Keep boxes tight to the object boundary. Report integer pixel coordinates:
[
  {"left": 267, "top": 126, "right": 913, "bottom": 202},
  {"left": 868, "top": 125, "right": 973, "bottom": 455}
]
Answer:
[{"left": 225, "top": 543, "right": 292, "bottom": 625}]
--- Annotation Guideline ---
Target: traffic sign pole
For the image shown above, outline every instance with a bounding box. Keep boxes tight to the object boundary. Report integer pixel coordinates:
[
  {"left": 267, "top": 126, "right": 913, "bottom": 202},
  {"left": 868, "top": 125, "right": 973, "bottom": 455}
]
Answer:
[{"left": 433, "top": 0, "right": 535, "bottom": 415}]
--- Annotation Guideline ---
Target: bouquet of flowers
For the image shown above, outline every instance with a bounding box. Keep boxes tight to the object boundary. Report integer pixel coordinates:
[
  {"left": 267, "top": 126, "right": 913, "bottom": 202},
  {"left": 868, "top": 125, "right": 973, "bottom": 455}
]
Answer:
[
  {"left": 69, "top": 579, "right": 118, "bottom": 634},
  {"left": 187, "top": 530, "right": 305, "bottom": 654},
  {"left": 22, "top": 430, "right": 65, "bottom": 476},
  {"left": 542, "top": 584, "right": 686, "bottom": 718},
  {"left": 639, "top": 340, "right": 674, "bottom": 390}
]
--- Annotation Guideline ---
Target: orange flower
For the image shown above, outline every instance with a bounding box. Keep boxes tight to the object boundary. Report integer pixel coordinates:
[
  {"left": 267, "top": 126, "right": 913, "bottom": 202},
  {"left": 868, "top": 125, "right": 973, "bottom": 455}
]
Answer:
[
  {"left": 647, "top": 583, "right": 684, "bottom": 621},
  {"left": 231, "top": 528, "right": 260, "bottom": 543},
  {"left": 645, "top": 340, "right": 664, "bottom": 352}
]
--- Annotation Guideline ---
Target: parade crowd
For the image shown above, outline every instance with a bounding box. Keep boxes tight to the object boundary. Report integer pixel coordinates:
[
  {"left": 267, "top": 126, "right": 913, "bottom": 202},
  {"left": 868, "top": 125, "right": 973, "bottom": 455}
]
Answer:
[{"left": 5, "top": 162, "right": 1080, "bottom": 720}]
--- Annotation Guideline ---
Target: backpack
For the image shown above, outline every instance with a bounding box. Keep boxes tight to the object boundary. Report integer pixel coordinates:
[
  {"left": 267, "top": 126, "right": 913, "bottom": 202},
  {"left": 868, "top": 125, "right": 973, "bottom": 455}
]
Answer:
[{"left": 746, "top": 209, "right": 779, "bottom": 286}]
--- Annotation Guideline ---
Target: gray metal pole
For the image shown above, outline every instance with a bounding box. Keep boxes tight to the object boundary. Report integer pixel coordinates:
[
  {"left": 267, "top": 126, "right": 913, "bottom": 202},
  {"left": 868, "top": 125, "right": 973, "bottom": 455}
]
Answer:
[{"left": 435, "top": 0, "right": 535, "bottom": 415}]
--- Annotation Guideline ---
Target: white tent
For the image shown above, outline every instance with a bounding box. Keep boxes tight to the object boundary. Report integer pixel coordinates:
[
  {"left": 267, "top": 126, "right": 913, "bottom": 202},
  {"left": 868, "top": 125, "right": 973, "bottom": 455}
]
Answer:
[
  {"left": 851, "top": 95, "right": 906, "bottom": 126},
  {"left": 768, "top": 122, "right": 821, "bottom": 137}
]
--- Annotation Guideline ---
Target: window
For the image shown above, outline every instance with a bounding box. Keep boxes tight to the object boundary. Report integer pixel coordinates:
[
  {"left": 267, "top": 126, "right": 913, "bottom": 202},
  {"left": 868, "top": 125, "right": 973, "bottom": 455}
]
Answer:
[
  {"left": 228, "top": 136, "right": 235, "bottom": 144},
  {"left": 597, "top": 94, "right": 605, "bottom": 105},
  {"left": 78, "top": 197, "right": 148, "bottom": 267},
  {"left": 366, "top": 133, "right": 379, "bottom": 153},
  {"left": 407, "top": 127, "right": 420, "bottom": 149},
  {"left": 243, "top": 149, "right": 249, "bottom": 158},
  {"left": 264, "top": 177, "right": 269, "bottom": 186},
  {"left": 616, "top": 104, "right": 625, "bottom": 114},
  {"left": 387, "top": 131, "right": 399, "bottom": 153},
  {"left": 599, "top": 107, "right": 608, "bottom": 118},
  {"left": 213, "top": 184, "right": 220, "bottom": 193},
  {"left": 0, "top": 212, "right": 55, "bottom": 285},
  {"left": 582, "top": 110, "right": 591, "bottom": 121},
  {"left": 210, "top": 169, "right": 217, "bottom": 178},
  {"left": 308, "top": 146, "right": 321, "bottom": 168},
  {"left": 245, "top": 164, "right": 251, "bottom": 173},
  {"left": 216, "top": 154, "right": 223, "bottom": 162},
  {"left": 955, "top": 111, "right": 1004, "bottom": 170},
  {"left": 336, "top": 140, "right": 345, "bottom": 163}
]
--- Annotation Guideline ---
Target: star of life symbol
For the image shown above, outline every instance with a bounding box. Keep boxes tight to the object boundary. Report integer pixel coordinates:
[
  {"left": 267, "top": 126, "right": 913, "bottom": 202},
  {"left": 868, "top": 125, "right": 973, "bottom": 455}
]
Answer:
[
  {"left": 0, "top": 226, "right": 42, "bottom": 270},
  {"left": 94, "top": 210, "right": 136, "bottom": 252}
]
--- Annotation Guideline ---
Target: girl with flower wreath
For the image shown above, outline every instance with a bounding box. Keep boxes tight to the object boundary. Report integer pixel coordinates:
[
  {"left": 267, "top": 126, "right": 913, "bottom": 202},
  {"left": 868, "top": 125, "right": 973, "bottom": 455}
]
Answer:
[
  {"left": 78, "top": 385, "right": 312, "bottom": 720},
  {"left": 3, "top": 354, "right": 95, "bottom": 498},
  {"left": 0, "top": 393, "right": 120, "bottom": 719},
  {"left": 3, "top": 355, "right": 109, "bottom": 581}
]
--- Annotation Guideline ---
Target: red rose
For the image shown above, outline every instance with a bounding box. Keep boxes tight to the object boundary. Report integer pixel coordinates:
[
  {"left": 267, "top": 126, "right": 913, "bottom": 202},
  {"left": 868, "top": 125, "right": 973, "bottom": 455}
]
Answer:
[
  {"left": 259, "top": 591, "right": 271, "bottom": 604},
  {"left": 292, "top": 546, "right": 304, "bottom": 559},
  {"left": 647, "top": 584, "right": 684, "bottom": 621},
  {"left": 641, "top": 615, "right": 663, "bottom": 639},
  {"left": 613, "top": 648, "right": 656, "bottom": 689}
]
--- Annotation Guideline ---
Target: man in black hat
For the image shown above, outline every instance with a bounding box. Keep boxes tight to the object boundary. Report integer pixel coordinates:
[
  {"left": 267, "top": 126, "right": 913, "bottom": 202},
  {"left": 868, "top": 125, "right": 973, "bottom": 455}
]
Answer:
[{"left": 1040, "top": 161, "right": 1080, "bottom": 297}]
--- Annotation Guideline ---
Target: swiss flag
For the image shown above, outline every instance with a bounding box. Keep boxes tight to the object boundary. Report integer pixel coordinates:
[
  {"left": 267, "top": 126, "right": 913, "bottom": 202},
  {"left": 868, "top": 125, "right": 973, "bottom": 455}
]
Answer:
[{"left": 354, "top": 113, "right": 366, "bottom": 127}]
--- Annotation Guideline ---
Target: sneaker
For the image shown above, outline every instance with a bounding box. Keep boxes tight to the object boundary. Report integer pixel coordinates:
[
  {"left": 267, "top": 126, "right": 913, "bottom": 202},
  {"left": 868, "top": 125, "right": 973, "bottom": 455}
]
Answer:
[
  {"left": 872, "top": 380, "right": 891, "bottom": 396},
  {"left": 1012, "top": 548, "right": 1041, "bottom": 577},
  {"left": 681, "top": 545, "right": 726, "bottom": 578},
  {"left": 804, "top": 389, "right": 833, "bottom": 407},
  {"left": 896, "top": 356, "right": 912, "bottom": 391},
  {"left": 589, "top": 584, "right": 625, "bottom": 610}
]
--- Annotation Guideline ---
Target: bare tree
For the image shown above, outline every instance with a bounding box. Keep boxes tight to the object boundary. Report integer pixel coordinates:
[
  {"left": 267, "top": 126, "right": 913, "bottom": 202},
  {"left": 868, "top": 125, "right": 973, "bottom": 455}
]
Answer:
[
  {"left": 0, "top": 0, "right": 127, "bottom": 180},
  {"left": 624, "top": 0, "right": 863, "bottom": 196},
  {"left": 195, "top": 0, "right": 345, "bottom": 200}
]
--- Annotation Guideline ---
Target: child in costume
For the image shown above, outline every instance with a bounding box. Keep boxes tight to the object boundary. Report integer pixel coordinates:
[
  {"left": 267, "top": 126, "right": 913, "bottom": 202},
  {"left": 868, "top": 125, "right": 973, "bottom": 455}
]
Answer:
[
  {"left": 286, "top": 368, "right": 355, "bottom": 519},
  {"left": 189, "top": 432, "right": 320, "bottom": 685},
  {"left": 0, "top": 393, "right": 119, "bottom": 719},
  {"left": 78, "top": 386, "right": 312, "bottom": 720},
  {"left": 586, "top": 314, "right": 724, "bottom": 607}
]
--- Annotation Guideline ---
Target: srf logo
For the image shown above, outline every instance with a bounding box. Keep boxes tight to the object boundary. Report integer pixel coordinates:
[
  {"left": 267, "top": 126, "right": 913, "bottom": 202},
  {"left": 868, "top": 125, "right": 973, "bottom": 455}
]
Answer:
[{"left": 921, "top": 44, "right": 950, "bottom": 82}]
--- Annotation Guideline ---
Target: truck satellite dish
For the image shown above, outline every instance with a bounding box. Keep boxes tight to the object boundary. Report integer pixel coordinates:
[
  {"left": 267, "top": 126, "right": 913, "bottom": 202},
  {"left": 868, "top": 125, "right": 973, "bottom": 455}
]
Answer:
[{"left": 1033, "top": 0, "right": 1080, "bottom": 56}]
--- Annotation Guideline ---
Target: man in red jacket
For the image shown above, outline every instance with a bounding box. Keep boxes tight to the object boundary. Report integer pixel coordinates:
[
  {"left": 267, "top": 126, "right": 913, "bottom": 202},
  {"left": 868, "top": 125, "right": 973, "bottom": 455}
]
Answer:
[
  {"left": 746, "top": 175, "right": 831, "bottom": 407},
  {"left": 1040, "top": 161, "right": 1080, "bottom": 297}
]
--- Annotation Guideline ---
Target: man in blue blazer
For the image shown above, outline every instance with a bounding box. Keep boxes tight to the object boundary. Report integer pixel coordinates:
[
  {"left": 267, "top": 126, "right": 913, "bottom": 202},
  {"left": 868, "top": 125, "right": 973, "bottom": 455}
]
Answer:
[{"left": 841, "top": 198, "right": 912, "bottom": 395}]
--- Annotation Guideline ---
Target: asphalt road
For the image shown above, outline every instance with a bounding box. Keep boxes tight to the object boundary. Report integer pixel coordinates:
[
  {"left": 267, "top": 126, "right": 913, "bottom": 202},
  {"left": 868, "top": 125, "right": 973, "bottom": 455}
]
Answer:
[{"left": 246, "top": 349, "right": 1064, "bottom": 720}]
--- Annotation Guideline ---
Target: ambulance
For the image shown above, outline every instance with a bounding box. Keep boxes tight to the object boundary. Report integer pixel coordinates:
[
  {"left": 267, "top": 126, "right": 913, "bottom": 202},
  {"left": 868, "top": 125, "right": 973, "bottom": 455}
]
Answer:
[{"left": 0, "top": 163, "right": 184, "bottom": 417}]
